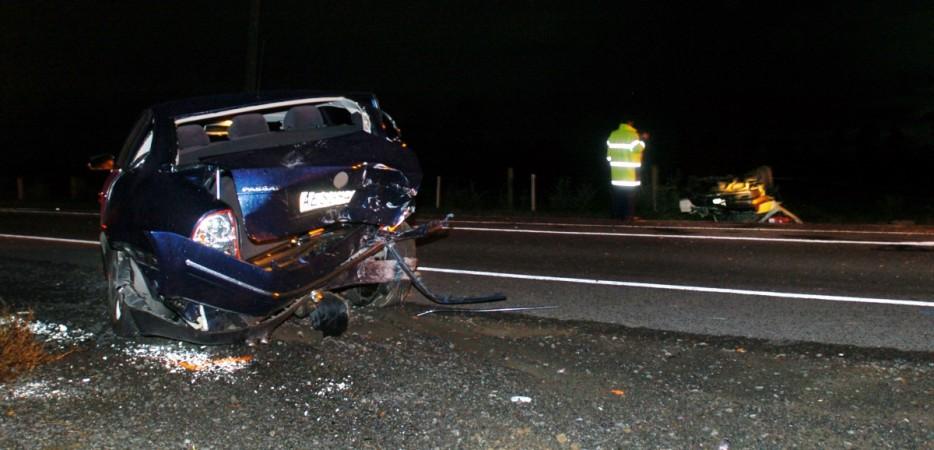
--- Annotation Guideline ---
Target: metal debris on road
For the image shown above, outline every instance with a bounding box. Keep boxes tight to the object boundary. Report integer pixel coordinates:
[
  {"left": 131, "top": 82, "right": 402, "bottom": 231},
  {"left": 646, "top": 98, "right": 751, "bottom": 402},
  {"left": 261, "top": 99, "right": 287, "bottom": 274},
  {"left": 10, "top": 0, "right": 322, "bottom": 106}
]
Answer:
[{"left": 416, "top": 305, "right": 559, "bottom": 317}]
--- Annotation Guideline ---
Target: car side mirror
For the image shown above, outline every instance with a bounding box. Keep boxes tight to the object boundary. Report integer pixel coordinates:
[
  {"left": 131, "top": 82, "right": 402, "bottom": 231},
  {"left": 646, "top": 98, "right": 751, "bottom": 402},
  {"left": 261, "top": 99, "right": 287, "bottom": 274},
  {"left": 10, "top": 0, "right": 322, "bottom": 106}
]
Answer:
[
  {"left": 380, "top": 111, "right": 402, "bottom": 143},
  {"left": 88, "top": 154, "right": 115, "bottom": 171}
]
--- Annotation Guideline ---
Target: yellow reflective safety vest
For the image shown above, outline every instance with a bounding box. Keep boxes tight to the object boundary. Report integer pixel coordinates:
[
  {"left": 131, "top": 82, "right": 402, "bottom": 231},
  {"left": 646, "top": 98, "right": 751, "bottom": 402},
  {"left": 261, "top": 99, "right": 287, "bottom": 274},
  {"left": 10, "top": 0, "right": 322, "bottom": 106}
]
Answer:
[{"left": 606, "top": 123, "right": 645, "bottom": 188}]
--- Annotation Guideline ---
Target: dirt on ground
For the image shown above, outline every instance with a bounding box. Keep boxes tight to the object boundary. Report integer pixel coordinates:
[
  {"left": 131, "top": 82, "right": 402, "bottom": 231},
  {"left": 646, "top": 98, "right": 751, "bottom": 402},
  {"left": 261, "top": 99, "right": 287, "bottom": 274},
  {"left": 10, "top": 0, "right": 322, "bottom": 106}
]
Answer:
[{"left": 0, "top": 257, "right": 932, "bottom": 449}]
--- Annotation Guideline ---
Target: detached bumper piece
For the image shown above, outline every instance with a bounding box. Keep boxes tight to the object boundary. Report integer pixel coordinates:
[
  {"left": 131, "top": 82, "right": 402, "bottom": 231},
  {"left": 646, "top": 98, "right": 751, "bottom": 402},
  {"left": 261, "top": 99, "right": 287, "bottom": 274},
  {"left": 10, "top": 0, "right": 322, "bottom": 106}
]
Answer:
[
  {"left": 386, "top": 214, "right": 507, "bottom": 306},
  {"left": 386, "top": 244, "right": 505, "bottom": 304}
]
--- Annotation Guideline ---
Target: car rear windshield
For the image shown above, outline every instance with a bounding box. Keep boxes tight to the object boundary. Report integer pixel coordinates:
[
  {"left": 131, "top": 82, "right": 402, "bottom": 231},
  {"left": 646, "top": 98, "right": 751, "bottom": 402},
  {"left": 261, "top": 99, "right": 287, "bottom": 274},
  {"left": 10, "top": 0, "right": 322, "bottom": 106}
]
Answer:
[{"left": 174, "top": 99, "right": 374, "bottom": 166}]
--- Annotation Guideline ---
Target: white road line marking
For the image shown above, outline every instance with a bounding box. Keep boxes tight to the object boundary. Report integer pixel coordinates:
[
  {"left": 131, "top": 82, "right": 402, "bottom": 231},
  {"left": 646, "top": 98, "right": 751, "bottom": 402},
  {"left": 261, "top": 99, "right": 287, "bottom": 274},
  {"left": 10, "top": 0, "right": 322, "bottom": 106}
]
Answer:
[
  {"left": 4, "top": 231, "right": 929, "bottom": 308},
  {"left": 1, "top": 208, "right": 931, "bottom": 238},
  {"left": 419, "top": 267, "right": 934, "bottom": 308},
  {"left": 452, "top": 226, "right": 934, "bottom": 247},
  {"left": 453, "top": 220, "right": 934, "bottom": 237},
  {"left": 0, "top": 208, "right": 100, "bottom": 217},
  {"left": 0, "top": 233, "right": 98, "bottom": 246}
]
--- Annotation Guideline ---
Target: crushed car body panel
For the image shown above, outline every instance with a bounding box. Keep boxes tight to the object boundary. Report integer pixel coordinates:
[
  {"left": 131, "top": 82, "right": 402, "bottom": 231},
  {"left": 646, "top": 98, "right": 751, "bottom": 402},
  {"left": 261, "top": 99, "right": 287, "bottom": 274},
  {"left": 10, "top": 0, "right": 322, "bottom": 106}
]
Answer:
[{"left": 146, "top": 226, "right": 375, "bottom": 316}]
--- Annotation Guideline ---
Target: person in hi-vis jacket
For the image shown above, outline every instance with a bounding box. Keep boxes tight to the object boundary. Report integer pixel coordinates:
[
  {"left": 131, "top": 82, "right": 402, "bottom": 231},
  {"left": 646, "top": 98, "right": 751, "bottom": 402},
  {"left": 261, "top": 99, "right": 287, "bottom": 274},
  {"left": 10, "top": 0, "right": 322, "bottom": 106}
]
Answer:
[{"left": 606, "top": 122, "right": 645, "bottom": 219}]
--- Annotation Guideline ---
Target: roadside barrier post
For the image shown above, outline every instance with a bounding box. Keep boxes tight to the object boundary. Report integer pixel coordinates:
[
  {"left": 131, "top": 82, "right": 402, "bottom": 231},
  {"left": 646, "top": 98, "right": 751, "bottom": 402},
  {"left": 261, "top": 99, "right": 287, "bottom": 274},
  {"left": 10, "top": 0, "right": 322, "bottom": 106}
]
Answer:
[
  {"left": 16, "top": 176, "right": 24, "bottom": 201},
  {"left": 435, "top": 176, "right": 441, "bottom": 209},
  {"left": 531, "top": 174, "right": 536, "bottom": 212},
  {"left": 651, "top": 165, "right": 659, "bottom": 212},
  {"left": 507, "top": 167, "right": 514, "bottom": 210},
  {"left": 70, "top": 176, "right": 80, "bottom": 200}
]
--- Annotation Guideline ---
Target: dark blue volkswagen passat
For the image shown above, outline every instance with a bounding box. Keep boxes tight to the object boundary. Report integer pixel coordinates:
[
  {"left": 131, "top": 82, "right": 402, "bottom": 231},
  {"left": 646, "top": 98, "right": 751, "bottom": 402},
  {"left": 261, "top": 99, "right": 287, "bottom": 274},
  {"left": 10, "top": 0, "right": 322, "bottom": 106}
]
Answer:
[{"left": 89, "top": 91, "right": 459, "bottom": 344}]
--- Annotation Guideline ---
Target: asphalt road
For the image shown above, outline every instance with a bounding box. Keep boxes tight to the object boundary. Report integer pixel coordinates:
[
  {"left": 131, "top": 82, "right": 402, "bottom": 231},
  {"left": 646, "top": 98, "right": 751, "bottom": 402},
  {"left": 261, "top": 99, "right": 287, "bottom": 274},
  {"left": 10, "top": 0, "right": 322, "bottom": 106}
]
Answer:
[
  {"left": 0, "top": 209, "right": 930, "bottom": 351},
  {"left": 0, "top": 209, "right": 932, "bottom": 448},
  {"left": 417, "top": 218, "right": 934, "bottom": 352}
]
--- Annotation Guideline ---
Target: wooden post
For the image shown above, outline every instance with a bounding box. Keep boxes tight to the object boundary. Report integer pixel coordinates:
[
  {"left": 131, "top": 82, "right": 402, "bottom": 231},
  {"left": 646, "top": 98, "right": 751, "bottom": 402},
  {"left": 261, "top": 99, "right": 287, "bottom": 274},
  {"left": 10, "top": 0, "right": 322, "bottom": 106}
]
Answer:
[
  {"left": 507, "top": 167, "right": 514, "bottom": 210},
  {"left": 16, "top": 176, "right": 24, "bottom": 201},
  {"left": 70, "top": 176, "right": 80, "bottom": 200},
  {"left": 530, "top": 174, "right": 537, "bottom": 212},
  {"left": 435, "top": 176, "right": 441, "bottom": 209},
  {"left": 651, "top": 165, "right": 659, "bottom": 212}
]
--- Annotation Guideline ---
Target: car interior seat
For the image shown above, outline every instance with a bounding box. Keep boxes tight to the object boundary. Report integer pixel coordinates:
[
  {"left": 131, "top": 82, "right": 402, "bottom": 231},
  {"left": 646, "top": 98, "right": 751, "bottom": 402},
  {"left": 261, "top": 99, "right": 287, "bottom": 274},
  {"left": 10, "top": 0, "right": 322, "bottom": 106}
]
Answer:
[
  {"left": 176, "top": 124, "right": 210, "bottom": 149},
  {"left": 228, "top": 113, "right": 270, "bottom": 140},
  {"left": 283, "top": 105, "right": 325, "bottom": 130}
]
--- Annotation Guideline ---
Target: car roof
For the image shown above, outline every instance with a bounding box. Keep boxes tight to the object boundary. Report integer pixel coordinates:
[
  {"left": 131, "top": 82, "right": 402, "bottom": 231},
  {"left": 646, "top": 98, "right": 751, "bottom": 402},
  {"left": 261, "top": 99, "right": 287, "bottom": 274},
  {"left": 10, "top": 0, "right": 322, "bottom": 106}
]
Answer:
[{"left": 150, "top": 90, "right": 377, "bottom": 121}]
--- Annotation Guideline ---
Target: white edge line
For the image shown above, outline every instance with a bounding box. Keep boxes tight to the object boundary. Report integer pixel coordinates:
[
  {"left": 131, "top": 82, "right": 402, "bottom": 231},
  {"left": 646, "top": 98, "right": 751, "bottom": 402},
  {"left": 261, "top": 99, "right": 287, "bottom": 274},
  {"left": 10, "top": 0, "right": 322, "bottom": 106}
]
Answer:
[
  {"left": 453, "top": 226, "right": 934, "bottom": 247},
  {"left": 453, "top": 220, "right": 934, "bottom": 237},
  {"left": 1, "top": 209, "right": 930, "bottom": 239},
  {"left": 0, "top": 233, "right": 99, "bottom": 246},
  {"left": 419, "top": 267, "right": 934, "bottom": 308},
  {"left": 3, "top": 232, "right": 929, "bottom": 308},
  {"left": 0, "top": 233, "right": 272, "bottom": 296},
  {"left": 0, "top": 208, "right": 100, "bottom": 217}
]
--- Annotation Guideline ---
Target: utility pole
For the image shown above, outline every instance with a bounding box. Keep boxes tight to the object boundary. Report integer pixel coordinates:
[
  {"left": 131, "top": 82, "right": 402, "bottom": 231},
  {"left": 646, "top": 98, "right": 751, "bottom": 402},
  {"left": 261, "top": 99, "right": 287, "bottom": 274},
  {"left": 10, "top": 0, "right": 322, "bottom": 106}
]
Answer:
[{"left": 244, "top": 0, "right": 261, "bottom": 92}]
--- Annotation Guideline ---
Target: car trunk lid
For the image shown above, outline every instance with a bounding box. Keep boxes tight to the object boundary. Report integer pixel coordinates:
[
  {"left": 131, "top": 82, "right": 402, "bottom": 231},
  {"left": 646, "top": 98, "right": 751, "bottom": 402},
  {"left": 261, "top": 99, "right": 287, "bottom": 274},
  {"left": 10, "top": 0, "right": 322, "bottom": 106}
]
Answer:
[{"left": 206, "top": 131, "right": 421, "bottom": 243}]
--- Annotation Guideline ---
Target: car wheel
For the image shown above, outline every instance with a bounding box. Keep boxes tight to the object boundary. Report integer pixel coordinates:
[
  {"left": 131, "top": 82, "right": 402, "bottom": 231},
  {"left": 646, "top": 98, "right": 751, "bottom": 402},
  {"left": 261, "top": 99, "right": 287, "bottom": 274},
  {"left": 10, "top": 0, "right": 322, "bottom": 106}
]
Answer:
[
  {"left": 105, "top": 249, "right": 140, "bottom": 337},
  {"left": 343, "top": 223, "right": 415, "bottom": 308}
]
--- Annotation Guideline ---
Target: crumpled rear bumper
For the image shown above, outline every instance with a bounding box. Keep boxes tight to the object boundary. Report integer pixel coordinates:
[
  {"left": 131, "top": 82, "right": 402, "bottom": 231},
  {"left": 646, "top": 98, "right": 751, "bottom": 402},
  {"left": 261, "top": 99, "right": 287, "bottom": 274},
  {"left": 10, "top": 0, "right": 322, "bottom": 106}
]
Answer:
[
  {"left": 146, "top": 226, "right": 384, "bottom": 317},
  {"left": 126, "top": 291, "right": 305, "bottom": 345}
]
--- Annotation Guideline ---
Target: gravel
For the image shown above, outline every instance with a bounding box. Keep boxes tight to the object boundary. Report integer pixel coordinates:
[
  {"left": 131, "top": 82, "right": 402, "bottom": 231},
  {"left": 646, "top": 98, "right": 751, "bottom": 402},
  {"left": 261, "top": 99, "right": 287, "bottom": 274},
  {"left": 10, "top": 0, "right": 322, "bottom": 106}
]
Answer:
[{"left": 0, "top": 257, "right": 931, "bottom": 448}]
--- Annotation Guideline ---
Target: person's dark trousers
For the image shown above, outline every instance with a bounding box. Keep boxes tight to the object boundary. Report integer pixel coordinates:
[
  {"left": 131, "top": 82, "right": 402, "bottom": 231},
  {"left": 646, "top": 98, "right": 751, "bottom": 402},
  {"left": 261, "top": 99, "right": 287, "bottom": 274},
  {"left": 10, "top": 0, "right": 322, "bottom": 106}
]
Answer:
[{"left": 611, "top": 186, "right": 637, "bottom": 220}]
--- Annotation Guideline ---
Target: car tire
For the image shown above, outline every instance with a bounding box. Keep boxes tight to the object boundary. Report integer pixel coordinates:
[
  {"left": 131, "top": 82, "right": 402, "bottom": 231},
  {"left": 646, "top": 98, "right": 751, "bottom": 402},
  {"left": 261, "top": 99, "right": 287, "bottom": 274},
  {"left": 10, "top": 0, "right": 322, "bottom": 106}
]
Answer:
[
  {"left": 105, "top": 249, "right": 140, "bottom": 337},
  {"left": 343, "top": 223, "right": 415, "bottom": 308},
  {"left": 750, "top": 166, "right": 774, "bottom": 189}
]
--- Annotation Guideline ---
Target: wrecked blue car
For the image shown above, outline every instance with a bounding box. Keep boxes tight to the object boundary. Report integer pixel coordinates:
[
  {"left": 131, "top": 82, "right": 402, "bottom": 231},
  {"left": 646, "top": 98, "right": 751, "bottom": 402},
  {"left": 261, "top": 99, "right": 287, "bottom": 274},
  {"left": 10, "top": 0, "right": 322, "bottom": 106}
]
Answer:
[{"left": 90, "top": 91, "right": 502, "bottom": 344}]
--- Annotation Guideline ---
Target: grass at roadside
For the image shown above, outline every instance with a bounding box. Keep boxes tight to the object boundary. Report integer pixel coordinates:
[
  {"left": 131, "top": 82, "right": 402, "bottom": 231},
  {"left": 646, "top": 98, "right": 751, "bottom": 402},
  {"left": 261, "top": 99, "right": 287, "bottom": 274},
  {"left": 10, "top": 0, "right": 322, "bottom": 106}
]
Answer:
[{"left": 0, "top": 310, "right": 71, "bottom": 383}]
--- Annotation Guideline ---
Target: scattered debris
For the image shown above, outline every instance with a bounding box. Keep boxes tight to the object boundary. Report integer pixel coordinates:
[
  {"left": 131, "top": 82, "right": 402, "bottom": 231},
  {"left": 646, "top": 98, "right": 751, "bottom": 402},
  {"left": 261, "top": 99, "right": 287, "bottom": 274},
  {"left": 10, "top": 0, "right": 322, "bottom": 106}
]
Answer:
[
  {"left": 313, "top": 378, "right": 352, "bottom": 397},
  {"left": 122, "top": 344, "right": 254, "bottom": 380},
  {"left": 555, "top": 433, "right": 569, "bottom": 444},
  {"left": 610, "top": 389, "right": 626, "bottom": 396},
  {"left": 735, "top": 347, "right": 747, "bottom": 353},
  {"left": 27, "top": 320, "right": 95, "bottom": 346},
  {"left": 510, "top": 395, "right": 532, "bottom": 404},
  {"left": 7, "top": 380, "right": 76, "bottom": 400},
  {"left": 178, "top": 355, "right": 254, "bottom": 372}
]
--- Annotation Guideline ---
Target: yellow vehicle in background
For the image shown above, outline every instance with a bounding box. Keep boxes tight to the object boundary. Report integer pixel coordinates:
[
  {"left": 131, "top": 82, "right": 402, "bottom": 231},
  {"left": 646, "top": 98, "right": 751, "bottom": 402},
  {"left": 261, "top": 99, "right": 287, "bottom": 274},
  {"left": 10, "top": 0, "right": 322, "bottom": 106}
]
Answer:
[{"left": 679, "top": 166, "right": 802, "bottom": 223}]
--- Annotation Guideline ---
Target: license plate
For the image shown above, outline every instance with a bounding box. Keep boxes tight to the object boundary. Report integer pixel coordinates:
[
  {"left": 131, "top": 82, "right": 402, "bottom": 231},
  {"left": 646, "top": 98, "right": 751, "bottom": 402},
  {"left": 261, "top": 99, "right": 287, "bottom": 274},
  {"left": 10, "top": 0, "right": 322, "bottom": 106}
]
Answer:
[{"left": 298, "top": 190, "right": 355, "bottom": 213}]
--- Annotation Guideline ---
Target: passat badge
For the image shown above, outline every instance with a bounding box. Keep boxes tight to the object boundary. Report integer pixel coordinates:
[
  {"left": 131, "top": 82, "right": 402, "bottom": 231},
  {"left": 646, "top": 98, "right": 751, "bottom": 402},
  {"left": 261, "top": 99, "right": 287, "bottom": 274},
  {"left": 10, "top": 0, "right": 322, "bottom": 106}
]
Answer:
[{"left": 241, "top": 185, "right": 280, "bottom": 193}]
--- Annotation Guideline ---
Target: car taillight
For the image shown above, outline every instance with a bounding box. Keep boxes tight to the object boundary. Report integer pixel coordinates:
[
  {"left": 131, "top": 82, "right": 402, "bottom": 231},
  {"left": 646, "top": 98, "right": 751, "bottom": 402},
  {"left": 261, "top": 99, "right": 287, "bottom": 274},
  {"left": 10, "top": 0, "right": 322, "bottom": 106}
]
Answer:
[{"left": 191, "top": 209, "right": 240, "bottom": 258}]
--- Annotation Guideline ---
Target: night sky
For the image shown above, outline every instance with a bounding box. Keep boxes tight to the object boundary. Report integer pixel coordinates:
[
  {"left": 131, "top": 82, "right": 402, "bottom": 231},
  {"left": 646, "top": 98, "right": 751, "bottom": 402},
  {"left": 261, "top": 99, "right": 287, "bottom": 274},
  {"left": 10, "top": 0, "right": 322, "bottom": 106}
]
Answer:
[{"left": 2, "top": 1, "right": 933, "bottom": 201}]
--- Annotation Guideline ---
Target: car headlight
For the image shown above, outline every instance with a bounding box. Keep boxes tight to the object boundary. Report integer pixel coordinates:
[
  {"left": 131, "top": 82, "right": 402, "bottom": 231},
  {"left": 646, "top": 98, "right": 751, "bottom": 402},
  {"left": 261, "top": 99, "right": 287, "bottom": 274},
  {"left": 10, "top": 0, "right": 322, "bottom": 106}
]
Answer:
[{"left": 191, "top": 209, "right": 240, "bottom": 258}]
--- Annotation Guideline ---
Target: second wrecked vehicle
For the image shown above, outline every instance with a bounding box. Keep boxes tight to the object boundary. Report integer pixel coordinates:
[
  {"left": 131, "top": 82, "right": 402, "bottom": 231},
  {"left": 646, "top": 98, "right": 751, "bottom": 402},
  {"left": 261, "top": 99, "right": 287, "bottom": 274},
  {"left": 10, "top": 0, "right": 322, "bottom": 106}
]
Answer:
[
  {"left": 678, "top": 166, "right": 802, "bottom": 224},
  {"left": 90, "top": 91, "right": 503, "bottom": 344}
]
